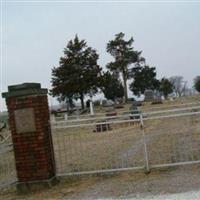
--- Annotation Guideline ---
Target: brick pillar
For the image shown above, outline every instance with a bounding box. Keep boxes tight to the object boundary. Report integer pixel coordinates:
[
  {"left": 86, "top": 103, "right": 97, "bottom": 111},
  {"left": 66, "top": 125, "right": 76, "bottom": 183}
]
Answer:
[{"left": 2, "top": 83, "right": 57, "bottom": 192}]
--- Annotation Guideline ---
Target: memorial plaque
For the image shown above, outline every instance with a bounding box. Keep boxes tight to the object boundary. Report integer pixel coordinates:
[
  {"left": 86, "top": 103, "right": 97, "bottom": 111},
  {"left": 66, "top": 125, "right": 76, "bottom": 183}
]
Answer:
[{"left": 14, "top": 108, "right": 36, "bottom": 133}]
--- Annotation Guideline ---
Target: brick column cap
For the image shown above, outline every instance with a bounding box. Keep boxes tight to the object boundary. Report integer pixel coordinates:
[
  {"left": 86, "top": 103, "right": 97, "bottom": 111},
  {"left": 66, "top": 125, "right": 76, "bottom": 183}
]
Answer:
[{"left": 2, "top": 82, "right": 48, "bottom": 99}]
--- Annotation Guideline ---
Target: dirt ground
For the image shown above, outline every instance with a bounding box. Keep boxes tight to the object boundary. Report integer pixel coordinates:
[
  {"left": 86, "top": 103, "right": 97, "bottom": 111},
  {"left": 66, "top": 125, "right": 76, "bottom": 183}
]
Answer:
[{"left": 1, "top": 164, "right": 200, "bottom": 199}]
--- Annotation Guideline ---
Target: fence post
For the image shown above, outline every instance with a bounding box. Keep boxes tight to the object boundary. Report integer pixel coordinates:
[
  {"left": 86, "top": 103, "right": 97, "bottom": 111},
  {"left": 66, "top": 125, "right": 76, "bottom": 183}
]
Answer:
[
  {"left": 140, "top": 113, "right": 150, "bottom": 173},
  {"left": 2, "top": 83, "right": 57, "bottom": 192}
]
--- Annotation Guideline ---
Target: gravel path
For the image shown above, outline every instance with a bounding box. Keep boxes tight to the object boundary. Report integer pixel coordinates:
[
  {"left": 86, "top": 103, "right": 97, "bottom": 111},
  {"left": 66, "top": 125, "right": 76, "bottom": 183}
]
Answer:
[
  {"left": 126, "top": 191, "right": 200, "bottom": 200},
  {"left": 1, "top": 164, "right": 200, "bottom": 199},
  {"left": 64, "top": 164, "right": 200, "bottom": 199}
]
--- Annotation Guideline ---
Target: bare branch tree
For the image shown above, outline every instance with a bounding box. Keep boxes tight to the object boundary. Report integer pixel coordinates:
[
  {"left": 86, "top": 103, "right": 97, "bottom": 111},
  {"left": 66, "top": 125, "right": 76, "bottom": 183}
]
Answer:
[{"left": 169, "top": 76, "right": 187, "bottom": 97}]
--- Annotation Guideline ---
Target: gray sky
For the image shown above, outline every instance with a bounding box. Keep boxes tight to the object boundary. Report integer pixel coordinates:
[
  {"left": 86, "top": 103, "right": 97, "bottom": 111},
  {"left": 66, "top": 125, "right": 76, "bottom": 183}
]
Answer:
[{"left": 1, "top": 1, "right": 200, "bottom": 110}]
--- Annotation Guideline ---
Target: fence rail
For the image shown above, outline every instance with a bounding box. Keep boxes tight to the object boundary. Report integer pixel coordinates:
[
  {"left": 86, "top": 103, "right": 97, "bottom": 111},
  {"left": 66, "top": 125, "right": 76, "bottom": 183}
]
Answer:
[
  {"left": 52, "top": 101, "right": 200, "bottom": 122},
  {"left": 51, "top": 105, "right": 200, "bottom": 128}
]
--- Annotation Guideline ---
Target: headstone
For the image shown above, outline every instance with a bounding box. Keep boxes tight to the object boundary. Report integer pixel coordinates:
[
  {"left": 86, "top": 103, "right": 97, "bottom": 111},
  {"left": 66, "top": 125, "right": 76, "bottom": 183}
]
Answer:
[
  {"left": 128, "top": 104, "right": 140, "bottom": 119},
  {"left": 131, "top": 107, "right": 140, "bottom": 119},
  {"left": 103, "top": 100, "right": 114, "bottom": 107},
  {"left": 144, "top": 89, "right": 154, "bottom": 102},
  {"left": 105, "top": 107, "right": 115, "bottom": 112},
  {"left": 94, "top": 121, "right": 111, "bottom": 132},
  {"left": 114, "top": 104, "right": 124, "bottom": 109},
  {"left": 151, "top": 98, "right": 163, "bottom": 104},
  {"left": 106, "top": 112, "right": 117, "bottom": 117}
]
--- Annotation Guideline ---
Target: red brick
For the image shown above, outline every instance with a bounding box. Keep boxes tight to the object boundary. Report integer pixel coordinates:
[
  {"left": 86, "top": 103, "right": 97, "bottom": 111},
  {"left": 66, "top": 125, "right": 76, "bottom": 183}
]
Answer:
[{"left": 6, "top": 93, "right": 55, "bottom": 183}]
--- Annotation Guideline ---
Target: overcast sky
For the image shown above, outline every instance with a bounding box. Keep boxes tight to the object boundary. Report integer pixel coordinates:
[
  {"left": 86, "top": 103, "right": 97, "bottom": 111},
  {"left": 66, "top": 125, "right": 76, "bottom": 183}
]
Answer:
[{"left": 1, "top": 1, "right": 200, "bottom": 110}]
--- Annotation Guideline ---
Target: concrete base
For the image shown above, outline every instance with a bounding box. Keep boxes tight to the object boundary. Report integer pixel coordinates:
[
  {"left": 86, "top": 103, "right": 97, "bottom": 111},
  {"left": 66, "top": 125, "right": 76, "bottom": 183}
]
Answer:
[{"left": 16, "top": 176, "right": 59, "bottom": 194}]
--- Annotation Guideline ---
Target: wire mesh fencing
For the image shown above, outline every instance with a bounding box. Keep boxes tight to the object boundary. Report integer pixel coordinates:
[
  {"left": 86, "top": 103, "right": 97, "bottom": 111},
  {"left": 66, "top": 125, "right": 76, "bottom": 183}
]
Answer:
[
  {"left": 52, "top": 110, "right": 200, "bottom": 176},
  {"left": 52, "top": 119, "right": 145, "bottom": 175},
  {"left": 143, "top": 112, "right": 200, "bottom": 168},
  {"left": 0, "top": 131, "right": 17, "bottom": 188}
]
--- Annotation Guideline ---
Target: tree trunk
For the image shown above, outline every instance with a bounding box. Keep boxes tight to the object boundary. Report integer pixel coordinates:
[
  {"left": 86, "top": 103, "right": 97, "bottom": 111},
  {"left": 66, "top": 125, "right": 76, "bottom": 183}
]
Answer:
[
  {"left": 80, "top": 94, "right": 84, "bottom": 109},
  {"left": 122, "top": 73, "right": 128, "bottom": 103}
]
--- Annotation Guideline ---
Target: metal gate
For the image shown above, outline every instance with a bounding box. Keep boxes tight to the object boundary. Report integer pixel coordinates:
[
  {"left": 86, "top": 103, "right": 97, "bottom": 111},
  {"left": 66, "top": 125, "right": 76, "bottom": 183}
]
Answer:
[
  {"left": 52, "top": 107, "right": 200, "bottom": 176},
  {"left": 144, "top": 112, "right": 200, "bottom": 169}
]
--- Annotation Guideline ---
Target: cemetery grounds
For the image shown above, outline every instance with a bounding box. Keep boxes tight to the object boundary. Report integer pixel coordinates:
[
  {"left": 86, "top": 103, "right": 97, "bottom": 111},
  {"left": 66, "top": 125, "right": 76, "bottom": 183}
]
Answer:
[{"left": 1, "top": 96, "right": 200, "bottom": 199}]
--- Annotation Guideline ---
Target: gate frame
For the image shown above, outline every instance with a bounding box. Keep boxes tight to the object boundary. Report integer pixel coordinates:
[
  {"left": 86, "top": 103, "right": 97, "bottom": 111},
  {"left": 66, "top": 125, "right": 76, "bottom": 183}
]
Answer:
[{"left": 52, "top": 110, "right": 200, "bottom": 177}]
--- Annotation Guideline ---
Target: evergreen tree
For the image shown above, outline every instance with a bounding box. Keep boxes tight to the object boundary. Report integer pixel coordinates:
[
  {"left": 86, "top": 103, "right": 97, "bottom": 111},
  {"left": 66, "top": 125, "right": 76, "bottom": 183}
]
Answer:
[
  {"left": 159, "top": 78, "right": 173, "bottom": 99},
  {"left": 130, "top": 65, "right": 160, "bottom": 96},
  {"left": 106, "top": 32, "right": 144, "bottom": 102},
  {"left": 51, "top": 35, "right": 102, "bottom": 109},
  {"left": 194, "top": 76, "right": 200, "bottom": 93},
  {"left": 100, "top": 72, "right": 124, "bottom": 101}
]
